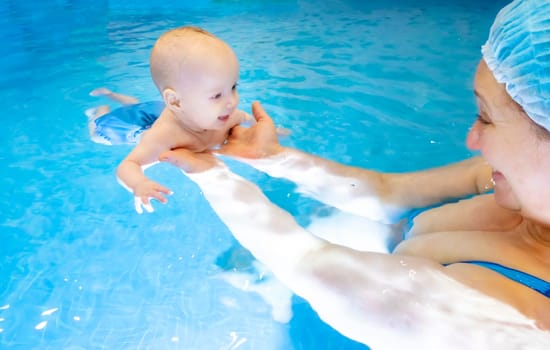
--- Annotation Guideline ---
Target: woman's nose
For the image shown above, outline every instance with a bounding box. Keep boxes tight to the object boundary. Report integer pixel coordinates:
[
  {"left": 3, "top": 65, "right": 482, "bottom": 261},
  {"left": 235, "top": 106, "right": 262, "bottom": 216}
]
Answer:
[{"left": 466, "top": 120, "right": 481, "bottom": 150}]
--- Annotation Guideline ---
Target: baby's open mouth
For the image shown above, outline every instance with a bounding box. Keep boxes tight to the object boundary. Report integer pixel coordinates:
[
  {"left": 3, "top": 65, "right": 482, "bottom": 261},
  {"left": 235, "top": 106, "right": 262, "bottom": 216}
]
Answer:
[{"left": 218, "top": 114, "right": 230, "bottom": 122}]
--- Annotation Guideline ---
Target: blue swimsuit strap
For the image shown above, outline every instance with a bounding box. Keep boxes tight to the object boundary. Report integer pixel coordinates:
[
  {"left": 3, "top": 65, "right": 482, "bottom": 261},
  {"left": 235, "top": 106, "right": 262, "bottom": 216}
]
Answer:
[{"left": 460, "top": 260, "right": 550, "bottom": 298}]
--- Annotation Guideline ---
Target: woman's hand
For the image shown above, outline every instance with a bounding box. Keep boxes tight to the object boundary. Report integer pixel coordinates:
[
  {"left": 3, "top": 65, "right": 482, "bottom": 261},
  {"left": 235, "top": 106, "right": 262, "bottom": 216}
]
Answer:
[{"left": 217, "top": 101, "right": 285, "bottom": 159}]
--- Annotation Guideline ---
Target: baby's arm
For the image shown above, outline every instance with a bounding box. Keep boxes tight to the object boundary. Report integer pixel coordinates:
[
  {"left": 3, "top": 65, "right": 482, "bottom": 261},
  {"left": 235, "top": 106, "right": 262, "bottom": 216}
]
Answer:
[{"left": 116, "top": 131, "right": 172, "bottom": 213}]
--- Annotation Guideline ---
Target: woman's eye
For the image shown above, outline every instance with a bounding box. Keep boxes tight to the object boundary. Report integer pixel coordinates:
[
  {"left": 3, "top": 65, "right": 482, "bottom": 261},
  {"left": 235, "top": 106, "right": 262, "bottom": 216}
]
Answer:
[{"left": 476, "top": 114, "right": 491, "bottom": 125}]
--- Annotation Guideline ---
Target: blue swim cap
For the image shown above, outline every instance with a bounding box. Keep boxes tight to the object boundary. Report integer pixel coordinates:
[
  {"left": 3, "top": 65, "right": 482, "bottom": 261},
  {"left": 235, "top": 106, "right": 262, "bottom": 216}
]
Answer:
[{"left": 482, "top": 0, "right": 550, "bottom": 132}]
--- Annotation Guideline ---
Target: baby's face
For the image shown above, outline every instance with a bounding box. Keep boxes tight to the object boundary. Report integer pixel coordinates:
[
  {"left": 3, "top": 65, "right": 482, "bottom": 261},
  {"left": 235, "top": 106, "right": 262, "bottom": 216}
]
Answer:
[{"left": 173, "top": 43, "right": 240, "bottom": 131}]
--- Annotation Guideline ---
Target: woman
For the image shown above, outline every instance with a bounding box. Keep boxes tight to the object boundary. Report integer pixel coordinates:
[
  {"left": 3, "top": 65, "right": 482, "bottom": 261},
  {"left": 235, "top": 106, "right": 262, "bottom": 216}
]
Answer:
[{"left": 161, "top": 0, "right": 550, "bottom": 348}]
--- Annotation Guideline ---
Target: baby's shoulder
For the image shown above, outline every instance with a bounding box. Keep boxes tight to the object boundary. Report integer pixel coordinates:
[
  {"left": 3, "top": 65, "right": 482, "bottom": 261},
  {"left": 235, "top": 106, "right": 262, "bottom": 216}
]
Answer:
[{"left": 140, "top": 118, "right": 183, "bottom": 143}]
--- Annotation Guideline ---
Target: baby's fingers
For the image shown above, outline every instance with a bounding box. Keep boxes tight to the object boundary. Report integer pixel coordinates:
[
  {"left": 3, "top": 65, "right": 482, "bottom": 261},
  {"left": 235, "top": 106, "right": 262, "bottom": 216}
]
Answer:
[
  {"left": 156, "top": 184, "right": 173, "bottom": 196},
  {"left": 134, "top": 196, "right": 154, "bottom": 214},
  {"left": 151, "top": 185, "right": 172, "bottom": 204},
  {"left": 133, "top": 187, "right": 172, "bottom": 214}
]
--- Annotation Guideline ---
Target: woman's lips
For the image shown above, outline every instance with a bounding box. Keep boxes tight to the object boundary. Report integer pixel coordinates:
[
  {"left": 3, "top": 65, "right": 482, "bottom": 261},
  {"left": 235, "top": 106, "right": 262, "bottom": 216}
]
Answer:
[{"left": 492, "top": 170, "right": 504, "bottom": 182}]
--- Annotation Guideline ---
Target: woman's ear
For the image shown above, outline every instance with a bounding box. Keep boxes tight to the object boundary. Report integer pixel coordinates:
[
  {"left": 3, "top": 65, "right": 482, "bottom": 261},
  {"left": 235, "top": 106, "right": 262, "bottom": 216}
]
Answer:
[{"left": 163, "top": 88, "right": 182, "bottom": 112}]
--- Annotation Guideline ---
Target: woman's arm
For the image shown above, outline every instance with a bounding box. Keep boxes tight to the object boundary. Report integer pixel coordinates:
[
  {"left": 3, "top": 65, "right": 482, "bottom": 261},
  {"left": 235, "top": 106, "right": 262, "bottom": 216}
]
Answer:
[
  {"left": 159, "top": 149, "right": 539, "bottom": 349},
  {"left": 218, "top": 102, "right": 494, "bottom": 223}
]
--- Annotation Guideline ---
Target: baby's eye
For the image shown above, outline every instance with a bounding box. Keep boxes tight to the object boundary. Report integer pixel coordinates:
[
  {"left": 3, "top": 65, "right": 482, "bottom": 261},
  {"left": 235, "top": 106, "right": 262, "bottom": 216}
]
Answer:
[
  {"left": 232, "top": 83, "right": 238, "bottom": 90},
  {"left": 211, "top": 92, "right": 222, "bottom": 100}
]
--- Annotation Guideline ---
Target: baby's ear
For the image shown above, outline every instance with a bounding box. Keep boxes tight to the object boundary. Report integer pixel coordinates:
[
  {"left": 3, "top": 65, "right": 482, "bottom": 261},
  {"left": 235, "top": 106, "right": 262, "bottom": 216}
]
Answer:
[{"left": 163, "top": 88, "right": 181, "bottom": 111}]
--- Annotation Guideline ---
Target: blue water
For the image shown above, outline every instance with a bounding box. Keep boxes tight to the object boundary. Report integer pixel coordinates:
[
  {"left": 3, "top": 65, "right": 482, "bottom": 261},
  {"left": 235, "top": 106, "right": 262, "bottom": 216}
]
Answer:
[{"left": 0, "top": 0, "right": 508, "bottom": 349}]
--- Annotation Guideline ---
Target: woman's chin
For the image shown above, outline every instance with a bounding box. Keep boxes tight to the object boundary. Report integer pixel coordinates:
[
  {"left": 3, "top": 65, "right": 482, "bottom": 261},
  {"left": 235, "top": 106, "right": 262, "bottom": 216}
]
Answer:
[{"left": 493, "top": 187, "right": 520, "bottom": 211}]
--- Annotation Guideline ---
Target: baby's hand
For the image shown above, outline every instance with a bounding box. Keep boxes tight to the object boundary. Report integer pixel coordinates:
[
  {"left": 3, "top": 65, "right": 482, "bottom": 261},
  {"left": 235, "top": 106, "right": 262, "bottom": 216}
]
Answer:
[
  {"left": 133, "top": 179, "right": 172, "bottom": 214},
  {"left": 237, "top": 109, "right": 291, "bottom": 136},
  {"left": 237, "top": 110, "right": 254, "bottom": 127}
]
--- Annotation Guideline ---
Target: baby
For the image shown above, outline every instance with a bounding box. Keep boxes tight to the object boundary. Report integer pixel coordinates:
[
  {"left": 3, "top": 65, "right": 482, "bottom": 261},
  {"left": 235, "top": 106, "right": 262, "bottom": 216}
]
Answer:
[{"left": 117, "top": 26, "right": 249, "bottom": 213}]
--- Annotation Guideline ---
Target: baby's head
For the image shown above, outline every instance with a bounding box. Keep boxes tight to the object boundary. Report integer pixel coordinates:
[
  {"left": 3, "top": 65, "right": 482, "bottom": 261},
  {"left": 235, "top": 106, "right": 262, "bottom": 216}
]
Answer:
[{"left": 150, "top": 26, "right": 240, "bottom": 130}]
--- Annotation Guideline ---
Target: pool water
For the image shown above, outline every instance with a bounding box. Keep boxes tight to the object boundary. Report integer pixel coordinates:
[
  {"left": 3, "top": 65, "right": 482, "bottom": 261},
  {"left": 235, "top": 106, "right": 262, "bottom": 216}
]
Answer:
[{"left": 0, "top": 0, "right": 509, "bottom": 349}]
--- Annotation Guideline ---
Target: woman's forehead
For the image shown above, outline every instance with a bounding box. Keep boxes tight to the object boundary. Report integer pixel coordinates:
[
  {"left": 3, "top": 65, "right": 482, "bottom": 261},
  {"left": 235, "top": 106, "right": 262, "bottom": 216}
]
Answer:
[{"left": 474, "top": 60, "right": 512, "bottom": 108}]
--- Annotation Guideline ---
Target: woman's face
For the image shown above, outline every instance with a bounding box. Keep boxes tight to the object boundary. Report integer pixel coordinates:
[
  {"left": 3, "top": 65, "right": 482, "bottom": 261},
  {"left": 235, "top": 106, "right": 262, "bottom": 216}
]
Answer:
[{"left": 466, "top": 60, "right": 550, "bottom": 224}]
